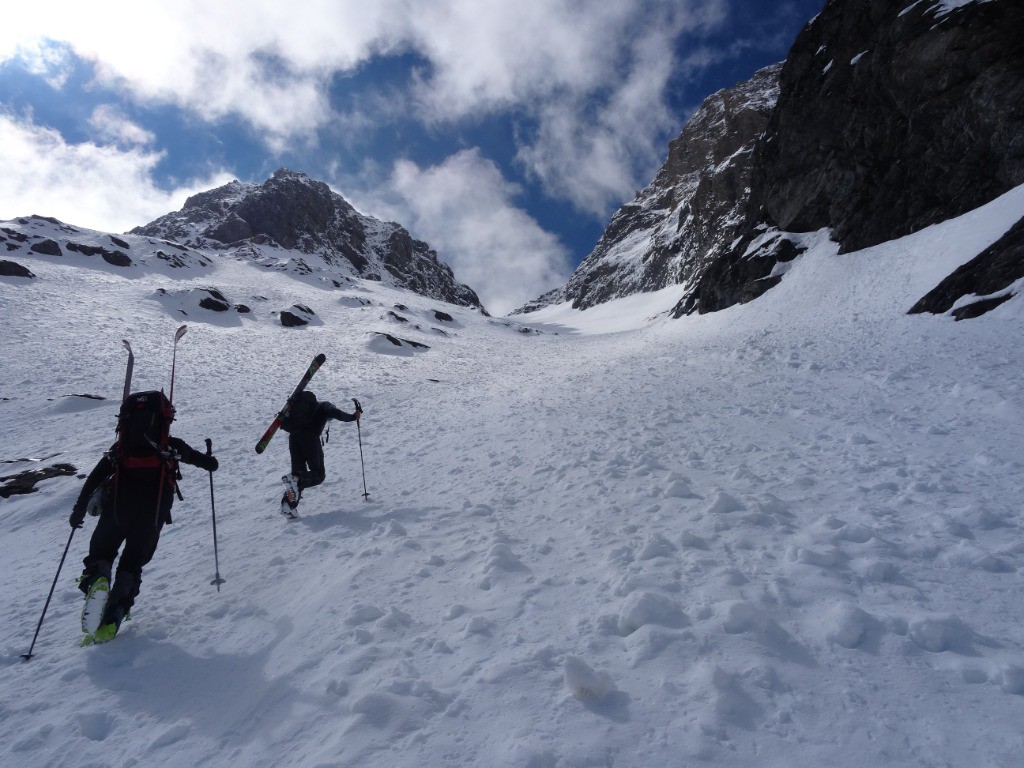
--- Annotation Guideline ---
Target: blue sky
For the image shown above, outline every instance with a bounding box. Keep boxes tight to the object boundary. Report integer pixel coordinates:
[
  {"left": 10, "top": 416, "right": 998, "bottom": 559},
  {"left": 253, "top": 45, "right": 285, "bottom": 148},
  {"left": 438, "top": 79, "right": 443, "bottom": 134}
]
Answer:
[{"left": 1, "top": 0, "right": 823, "bottom": 315}]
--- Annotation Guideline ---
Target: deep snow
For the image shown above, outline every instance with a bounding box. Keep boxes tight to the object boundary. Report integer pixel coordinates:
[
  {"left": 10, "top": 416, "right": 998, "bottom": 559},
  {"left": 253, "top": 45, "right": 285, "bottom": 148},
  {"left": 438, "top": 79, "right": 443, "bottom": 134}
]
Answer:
[{"left": 2, "top": 185, "right": 1024, "bottom": 767}]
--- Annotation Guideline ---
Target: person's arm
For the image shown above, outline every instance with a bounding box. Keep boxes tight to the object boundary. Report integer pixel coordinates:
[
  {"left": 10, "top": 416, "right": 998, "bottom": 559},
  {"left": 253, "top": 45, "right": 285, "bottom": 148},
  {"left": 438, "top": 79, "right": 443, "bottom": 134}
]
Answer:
[
  {"left": 168, "top": 436, "right": 219, "bottom": 472},
  {"left": 70, "top": 450, "right": 114, "bottom": 528},
  {"left": 322, "top": 402, "right": 359, "bottom": 423}
]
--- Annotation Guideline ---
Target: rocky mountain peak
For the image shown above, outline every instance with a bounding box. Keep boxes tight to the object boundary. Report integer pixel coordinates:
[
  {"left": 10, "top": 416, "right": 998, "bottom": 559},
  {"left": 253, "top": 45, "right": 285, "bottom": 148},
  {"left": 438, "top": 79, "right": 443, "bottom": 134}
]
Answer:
[
  {"left": 515, "top": 63, "right": 782, "bottom": 313},
  {"left": 132, "top": 170, "right": 483, "bottom": 310},
  {"left": 519, "top": 0, "right": 1024, "bottom": 322},
  {"left": 674, "top": 0, "right": 1024, "bottom": 318}
]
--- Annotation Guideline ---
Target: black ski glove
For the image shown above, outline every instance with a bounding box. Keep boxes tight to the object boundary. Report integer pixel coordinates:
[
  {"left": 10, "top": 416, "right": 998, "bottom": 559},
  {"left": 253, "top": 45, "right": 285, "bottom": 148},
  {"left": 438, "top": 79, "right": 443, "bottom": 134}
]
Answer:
[
  {"left": 199, "top": 454, "right": 219, "bottom": 472},
  {"left": 69, "top": 504, "right": 86, "bottom": 529}
]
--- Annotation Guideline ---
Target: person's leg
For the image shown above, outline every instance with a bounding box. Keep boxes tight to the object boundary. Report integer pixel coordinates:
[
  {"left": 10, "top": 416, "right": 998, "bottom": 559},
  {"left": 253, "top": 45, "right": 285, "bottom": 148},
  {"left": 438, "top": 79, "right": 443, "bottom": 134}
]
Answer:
[
  {"left": 79, "top": 502, "right": 124, "bottom": 592},
  {"left": 102, "top": 498, "right": 165, "bottom": 627},
  {"left": 296, "top": 435, "right": 326, "bottom": 492}
]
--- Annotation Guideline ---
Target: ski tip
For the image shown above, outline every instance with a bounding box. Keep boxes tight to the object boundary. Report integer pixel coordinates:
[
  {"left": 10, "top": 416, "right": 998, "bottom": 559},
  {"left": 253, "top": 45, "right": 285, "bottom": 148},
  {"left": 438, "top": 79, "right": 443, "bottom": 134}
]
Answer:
[{"left": 314, "top": 353, "right": 326, "bottom": 364}]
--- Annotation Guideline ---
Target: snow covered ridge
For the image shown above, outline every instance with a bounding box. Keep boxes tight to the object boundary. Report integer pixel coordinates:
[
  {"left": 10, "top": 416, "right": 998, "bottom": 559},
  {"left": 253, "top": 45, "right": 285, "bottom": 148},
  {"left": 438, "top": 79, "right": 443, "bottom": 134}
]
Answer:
[
  {"left": 2, "top": 185, "right": 1024, "bottom": 765},
  {"left": 902, "top": 0, "right": 995, "bottom": 19},
  {"left": 1, "top": 215, "right": 213, "bottom": 272},
  {"left": 131, "top": 169, "right": 484, "bottom": 312},
  {"left": 0, "top": 213, "right": 490, "bottom": 331}
]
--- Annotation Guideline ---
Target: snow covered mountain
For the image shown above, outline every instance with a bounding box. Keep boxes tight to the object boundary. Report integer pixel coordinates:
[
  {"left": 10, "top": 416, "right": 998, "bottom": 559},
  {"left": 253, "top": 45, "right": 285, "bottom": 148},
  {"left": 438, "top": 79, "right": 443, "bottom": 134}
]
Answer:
[
  {"left": 520, "top": 0, "right": 1024, "bottom": 320},
  {"left": 515, "top": 63, "right": 782, "bottom": 314},
  {"left": 3, "top": 177, "right": 1024, "bottom": 767},
  {"left": 3, "top": 2, "right": 1024, "bottom": 764},
  {"left": 131, "top": 168, "right": 484, "bottom": 312}
]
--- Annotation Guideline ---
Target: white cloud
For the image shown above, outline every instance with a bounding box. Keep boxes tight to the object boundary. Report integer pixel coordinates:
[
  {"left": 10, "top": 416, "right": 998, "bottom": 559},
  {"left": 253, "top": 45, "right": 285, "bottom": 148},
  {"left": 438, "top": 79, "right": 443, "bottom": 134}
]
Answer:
[
  {"left": 1, "top": 39, "right": 76, "bottom": 89},
  {"left": 0, "top": 114, "right": 234, "bottom": 232},
  {"left": 88, "top": 105, "right": 156, "bottom": 147},
  {"left": 2, "top": 0, "right": 732, "bottom": 217},
  {"left": 350, "top": 149, "right": 573, "bottom": 316},
  {"left": 516, "top": 20, "right": 687, "bottom": 217}
]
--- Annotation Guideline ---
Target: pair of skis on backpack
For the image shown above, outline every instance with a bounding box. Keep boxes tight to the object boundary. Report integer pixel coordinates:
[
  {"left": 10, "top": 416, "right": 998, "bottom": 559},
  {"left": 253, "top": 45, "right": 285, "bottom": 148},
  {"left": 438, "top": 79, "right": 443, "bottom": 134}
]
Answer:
[{"left": 79, "top": 577, "right": 129, "bottom": 646}]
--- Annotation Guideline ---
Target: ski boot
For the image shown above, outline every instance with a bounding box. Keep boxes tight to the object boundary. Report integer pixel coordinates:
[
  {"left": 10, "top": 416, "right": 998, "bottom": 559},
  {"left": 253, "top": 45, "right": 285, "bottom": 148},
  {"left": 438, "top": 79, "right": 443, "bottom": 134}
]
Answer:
[
  {"left": 281, "top": 475, "right": 300, "bottom": 519},
  {"left": 80, "top": 575, "right": 110, "bottom": 635}
]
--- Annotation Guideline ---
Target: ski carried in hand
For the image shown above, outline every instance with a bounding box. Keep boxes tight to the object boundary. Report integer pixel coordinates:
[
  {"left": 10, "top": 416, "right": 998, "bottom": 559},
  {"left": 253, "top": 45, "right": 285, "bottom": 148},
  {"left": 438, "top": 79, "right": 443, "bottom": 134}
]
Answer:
[{"left": 255, "top": 353, "right": 327, "bottom": 454}]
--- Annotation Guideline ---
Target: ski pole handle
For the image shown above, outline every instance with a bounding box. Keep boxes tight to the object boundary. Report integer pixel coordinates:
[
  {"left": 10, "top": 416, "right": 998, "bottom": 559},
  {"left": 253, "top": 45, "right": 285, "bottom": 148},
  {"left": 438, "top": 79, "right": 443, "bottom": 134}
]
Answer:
[
  {"left": 353, "top": 398, "right": 363, "bottom": 414},
  {"left": 205, "top": 438, "right": 212, "bottom": 455}
]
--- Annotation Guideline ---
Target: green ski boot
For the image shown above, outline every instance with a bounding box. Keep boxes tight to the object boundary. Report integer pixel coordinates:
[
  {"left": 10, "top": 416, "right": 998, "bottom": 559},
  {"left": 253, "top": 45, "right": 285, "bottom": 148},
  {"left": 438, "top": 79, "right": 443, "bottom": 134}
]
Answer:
[{"left": 80, "top": 576, "right": 110, "bottom": 635}]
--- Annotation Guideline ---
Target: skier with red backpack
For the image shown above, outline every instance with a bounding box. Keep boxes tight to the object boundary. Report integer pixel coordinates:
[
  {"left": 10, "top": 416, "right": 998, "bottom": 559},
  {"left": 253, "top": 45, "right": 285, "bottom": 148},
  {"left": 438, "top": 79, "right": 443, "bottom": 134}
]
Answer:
[{"left": 69, "top": 389, "right": 219, "bottom": 643}]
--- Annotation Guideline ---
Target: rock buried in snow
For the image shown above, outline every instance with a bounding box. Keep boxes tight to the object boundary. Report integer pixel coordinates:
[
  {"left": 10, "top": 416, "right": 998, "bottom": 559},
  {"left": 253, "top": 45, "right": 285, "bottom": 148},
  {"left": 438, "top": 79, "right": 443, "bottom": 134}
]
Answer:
[
  {"left": 367, "top": 332, "right": 431, "bottom": 356},
  {"left": 280, "top": 310, "right": 308, "bottom": 327},
  {"left": 563, "top": 655, "right": 615, "bottom": 701},
  {"left": 0, "top": 259, "right": 34, "bottom": 278},
  {"left": 279, "top": 304, "right": 321, "bottom": 327},
  {"left": 0, "top": 463, "right": 76, "bottom": 498}
]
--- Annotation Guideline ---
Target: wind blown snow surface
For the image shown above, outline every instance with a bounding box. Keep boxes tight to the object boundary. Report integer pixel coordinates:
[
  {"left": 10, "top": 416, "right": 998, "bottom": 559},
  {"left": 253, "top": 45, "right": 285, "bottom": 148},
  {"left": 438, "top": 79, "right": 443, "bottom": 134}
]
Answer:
[{"left": 3, "top": 186, "right": 1024, "bottom": 767}]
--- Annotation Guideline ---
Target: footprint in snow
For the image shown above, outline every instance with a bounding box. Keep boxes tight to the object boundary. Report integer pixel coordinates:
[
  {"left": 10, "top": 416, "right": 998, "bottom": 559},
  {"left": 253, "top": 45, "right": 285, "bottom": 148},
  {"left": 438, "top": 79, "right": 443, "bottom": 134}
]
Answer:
[{"left": 706, "top": 489, "right": 745, "bottom": 515}]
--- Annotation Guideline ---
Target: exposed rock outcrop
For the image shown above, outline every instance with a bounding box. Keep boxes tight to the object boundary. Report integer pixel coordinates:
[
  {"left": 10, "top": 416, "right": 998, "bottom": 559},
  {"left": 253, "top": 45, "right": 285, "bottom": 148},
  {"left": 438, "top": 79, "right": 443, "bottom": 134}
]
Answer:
[
  {"left": 0, "top": 260, "right": 35, "bottom": 278},
  {"left": 909, "top": 214, "right": 1024, "bottom": 319},
  {"left": 675, "top": 0, "right": 1024, "bottom": 317},
  {"left": 133, "top": 169, "right": 484, "bottom": 310},
  {"left": 519, "top": 0, "right": 1024, "bottom": 321},
  {"left": 516, "top": 63, "right": 782, "bottom": 313}
]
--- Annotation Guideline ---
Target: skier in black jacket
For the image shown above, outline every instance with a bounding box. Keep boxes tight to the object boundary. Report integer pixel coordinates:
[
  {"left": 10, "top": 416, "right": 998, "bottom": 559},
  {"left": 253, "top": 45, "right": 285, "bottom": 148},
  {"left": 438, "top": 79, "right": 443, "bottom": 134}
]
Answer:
[
  {"left": 281, "top": 391, "right": 360, "bottom": 518},
  {"left": 70, "top": 433, "right": 218, "bottom": 642}
]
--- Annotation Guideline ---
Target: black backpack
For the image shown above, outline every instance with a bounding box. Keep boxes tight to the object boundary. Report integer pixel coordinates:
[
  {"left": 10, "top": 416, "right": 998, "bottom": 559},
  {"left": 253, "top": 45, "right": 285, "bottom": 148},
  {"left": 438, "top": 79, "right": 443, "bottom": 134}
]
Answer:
[
  {"left": 116, "top": 390, "right": 175, "bottom": 471},
  {"left": 281, "top": 390, "right": 318, "bottom": 433}
]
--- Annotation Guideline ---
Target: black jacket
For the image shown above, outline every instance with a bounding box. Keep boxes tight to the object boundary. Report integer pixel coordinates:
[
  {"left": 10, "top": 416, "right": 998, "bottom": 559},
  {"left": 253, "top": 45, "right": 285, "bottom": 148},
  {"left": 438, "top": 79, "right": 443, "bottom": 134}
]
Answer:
[
  {"left": 302, "top": 402, "right": 358, "bottom": 436},
  {"left": 73, "top": 437, "right": 218, "bottom": 519}
]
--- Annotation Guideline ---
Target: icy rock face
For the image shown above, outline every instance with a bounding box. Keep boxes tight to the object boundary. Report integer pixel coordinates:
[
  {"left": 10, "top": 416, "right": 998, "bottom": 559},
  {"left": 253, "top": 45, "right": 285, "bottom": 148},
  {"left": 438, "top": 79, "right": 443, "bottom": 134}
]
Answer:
[
  {"left": 516, "top": 63, "right": 782, "bottom": 314},
  {"left": 521, "top": 0, "right": 1024, "bottom": 319},
  {"left": 909, "top": 214, "right": 1024, "bottom": 319},
  {"left": 677, "top": 0, "right": 1024, "bottom": 317},
  {"left": 752, "top": 0, "right": 1024, "bottom": 253},
  {"left": 132, "top": 169, "right": 484, "bottom": 310}
]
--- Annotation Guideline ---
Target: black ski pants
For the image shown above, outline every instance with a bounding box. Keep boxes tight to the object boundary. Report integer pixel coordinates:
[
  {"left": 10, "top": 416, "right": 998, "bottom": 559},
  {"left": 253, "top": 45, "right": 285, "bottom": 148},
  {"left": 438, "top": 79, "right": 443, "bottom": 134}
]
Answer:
[
  {"left": 288, "top": 430, "right": 326, "bottom": 492},
  {"left": 83, "top": 482, "right": 170, "bottom": 611}
]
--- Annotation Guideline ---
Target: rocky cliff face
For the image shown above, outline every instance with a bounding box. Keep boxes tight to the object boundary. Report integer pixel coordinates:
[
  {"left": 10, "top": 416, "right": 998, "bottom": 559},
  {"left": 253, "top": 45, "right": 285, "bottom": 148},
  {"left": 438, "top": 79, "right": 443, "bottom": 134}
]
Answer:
[
  {"left": 521, "top": 0, "right": 1024, "bottom": 320},
  {"left": 676, "top": 0, "right": 1024, "bottom": 317},
  {"left": 132, "top": 169, "right": 483, "bottom": 310},
  {"left": 515, "top": 63, "right": 782, "bottom": 314}
]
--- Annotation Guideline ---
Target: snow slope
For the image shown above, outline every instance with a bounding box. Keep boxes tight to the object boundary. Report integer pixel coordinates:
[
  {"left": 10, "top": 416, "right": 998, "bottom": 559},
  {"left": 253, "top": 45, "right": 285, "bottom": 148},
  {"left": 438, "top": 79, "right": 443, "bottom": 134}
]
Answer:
[{"left": 2, "top": 186, "right": 1024, "bottom": 767}]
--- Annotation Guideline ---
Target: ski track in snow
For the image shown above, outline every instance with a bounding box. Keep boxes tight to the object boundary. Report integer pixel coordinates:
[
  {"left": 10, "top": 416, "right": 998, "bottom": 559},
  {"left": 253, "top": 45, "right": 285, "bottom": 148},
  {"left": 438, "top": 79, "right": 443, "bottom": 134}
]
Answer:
[{"left": 2, "top": 187, "right": 1024, "bottom": 767}]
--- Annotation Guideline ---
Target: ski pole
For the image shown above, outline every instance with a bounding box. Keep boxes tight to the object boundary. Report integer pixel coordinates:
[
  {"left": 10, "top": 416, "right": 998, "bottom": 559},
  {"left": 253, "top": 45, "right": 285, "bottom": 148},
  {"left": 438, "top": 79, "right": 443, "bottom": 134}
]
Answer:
[
  {"left": 21, "top": 528, "right": 76, "bottom": 661},
  {"left": 205, "top": 438, "right": 225, "bottom": 591},
  {"left": 353, "top": 398, "right": 369, "bottom": 500}
]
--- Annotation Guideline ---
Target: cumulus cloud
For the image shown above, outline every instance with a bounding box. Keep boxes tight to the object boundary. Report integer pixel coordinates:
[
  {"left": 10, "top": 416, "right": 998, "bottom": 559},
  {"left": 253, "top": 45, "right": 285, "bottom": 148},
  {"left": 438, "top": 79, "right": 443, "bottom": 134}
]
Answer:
[
  {"left": 0, "top": 113, "right": 234, "bottom": 232},
  {"left": 3, "top": 0, "right": 732, "bottom": 217},
  {"left": 351, "top": 149, "right": 573, "bottom": 316},
  {"left": 88, "top": 105, "right": 156, "bottom": 147}
]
